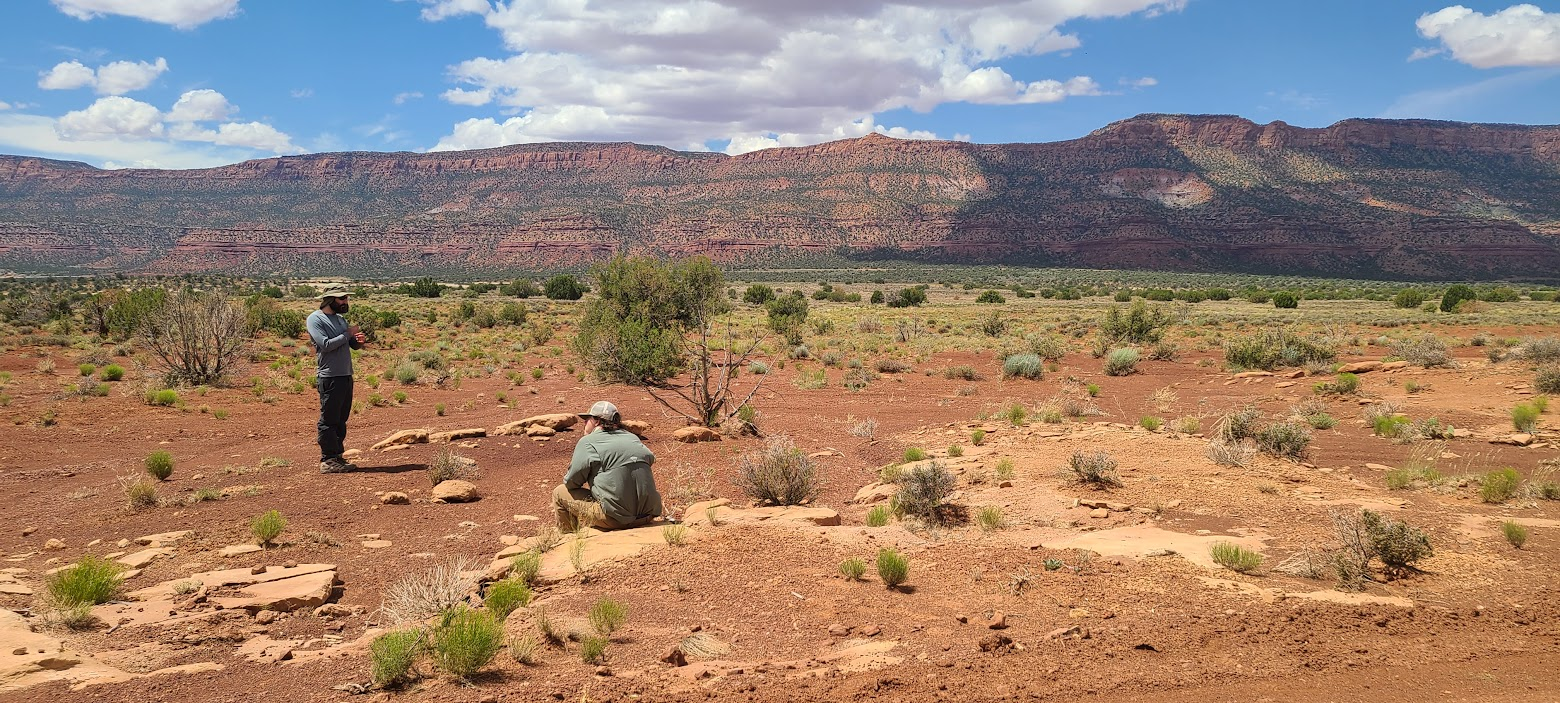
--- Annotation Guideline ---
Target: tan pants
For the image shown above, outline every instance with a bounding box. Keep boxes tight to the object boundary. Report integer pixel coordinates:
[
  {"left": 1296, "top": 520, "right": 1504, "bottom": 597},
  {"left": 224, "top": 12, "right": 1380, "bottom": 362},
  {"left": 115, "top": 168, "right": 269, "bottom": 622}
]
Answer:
[{"left": 551, "top": 484, "right": 654, "bottom": 532}]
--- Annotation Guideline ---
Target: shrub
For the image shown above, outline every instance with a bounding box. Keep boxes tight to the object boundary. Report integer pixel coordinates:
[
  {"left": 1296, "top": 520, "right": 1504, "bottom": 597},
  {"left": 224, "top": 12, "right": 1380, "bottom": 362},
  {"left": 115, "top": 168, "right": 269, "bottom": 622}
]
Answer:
[
  {"left": 47, "top": 555, "right": 125, "bottom": 606},
  {"left": 975, "top": 290, "right": 1005, "bottom": 304},
  {"left": 1272, "top": 291, "right": 1298, "bottom": 308},
  {"left": 370, "top": 629, "right": 426, "bottom": 688},
  {"left": 1392, "top": 289, "right": 1426, "bottom": 309},
  {"left": 1538, "top": 367, "right": 1560, "bottom": 395},
  {"left": 1210, "top": 542, "right": 1263, "bottom": 573},
  {"left": 1392, "top": 335, "right": 1452, "bottom": 368},
  {"left": 662, "top": 524, "right": 689, "bottom": 546},
  {"left": 138, "top": 290, "right": 251, "bottom": 385},
  {"left": 543, "top": 274, "right": 587, "bottom": 300},
  {"left": 943, "top": 365, "right": 980, "bottom": 381},
  {"left": 579, "top": 635, "right": 609, "bottom": 663},
  {"left": 970, "top": 429, "right": 986, "bottom": 446},
  {"left": 1068, "top": 450, "right": 1121, "bottom": 487},
  {"left": 734, "top": 436, "right": 819, "bottom": 506},
  {"left": 1098, "top": 301, "right": 1172, "bottom": 345},
  {"left": 895, "top": 461, "right": 955, "bottom": 522},
  {"left": 1149, "top": 340, "right": 1180, "bottom": 361},
  {"left": 1218, "top": 406, "right": 1262, "bottom": 441},
  {"left": 1255, "top": 421, "right": 1311, "bottom": 459},
  {"left": 251, "top": 509, "right": 286, "bottom": 546},
  {"left": 1139, "top": 416, "right": 1163, "bottom": 431},
  {"left": 122, "top": 476, "right": 158, "bottom": 510},
  {"left": 1223, "top": 330, "right": 1335, "bottom": 370},
  {"left": 839, "top": 558, "right": 866, "bottom": 581},
  {"left": 588, "top": 598, "right": 626, "bottom": 636},
  {"left": 509, "top": 634, "right": 539, "bottom": 665},
  {"left": 1511, "top": 402, "right": 1539, "bottom": 433},
  {"left": 430, "top": 607, "right": 504, "bottom": 679},
  {"left": 874, "top": 359, "right": 910, "bottom": 374},
  {"left": 1480, "top": 467, "right": 1522, "bottom": 503},
  {"left": 509, "top": 550, "right": 542, "bottom": 586},
  {"left": 1027, "top": 334, "right": 1069, "bottom": 362},
  {"left": 144, "top": 450, "right": 174, "bottom": 481},
  {"left": 876, "top": 548, "right": 909, "bottom": 588},
  {"left": 742, "top": 284, "right": 776, "bottom": 305},
  {"left": 101, "top": 364, "right": 124, "bottom": 381},
  {"left": 1002, "top": 353, "right": 1044, "bottom": 380},
  {"left": 865, "top": 504, "right": 890, "bottom": 527},
  {"left": 428, "top": 446, "right": 476, "bottom": 486},
  {"left": 902, "top": 447, "right": 927, "bottom": 462},
  {"left": 1440, "top": 284, "right": 1476, "bottom": 312},
  {"left": 1313, "top": 372, "right": 1359, "bottom": 396},
  {"left": 1362, "top": 510, "right": 1433, "bottom": 577},
  {"left": 146, "top": 389, "right": 179, "bottom": 406},
  {"left": 483, "top": 579, "right": 533, "bottom": 620},
  {"left": 1518, "top": 337, "right": 1560, "bottom": 364},
  {"left": 1502, "top": 521, "right": 1529, "bottom": 548},
  {"left": 78, "top": 363, "right": 95, "bottom": 377},
  {"left": 1372, "top": 414, "right": 1411, "bottom": 439},
  {"left": 1103, "top": 348, "right": 1140, "bottom": 376}
]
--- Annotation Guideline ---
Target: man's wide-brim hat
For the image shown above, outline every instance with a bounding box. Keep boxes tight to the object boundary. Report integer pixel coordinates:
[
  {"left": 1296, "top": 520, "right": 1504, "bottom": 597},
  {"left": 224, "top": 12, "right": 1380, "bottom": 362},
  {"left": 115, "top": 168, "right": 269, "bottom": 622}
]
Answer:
[
  {"left": 578, "top": 400, "right": 620, "bottom": 422},
  {"left": 319, "top": 288, "right": 351, "bottom": 299}
]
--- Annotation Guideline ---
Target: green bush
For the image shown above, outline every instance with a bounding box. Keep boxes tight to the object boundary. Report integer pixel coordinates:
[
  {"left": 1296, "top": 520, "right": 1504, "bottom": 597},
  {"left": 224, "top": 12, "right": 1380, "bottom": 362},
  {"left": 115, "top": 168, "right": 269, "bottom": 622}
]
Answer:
[
  {"left": 1272, "top": 291, "right": 1299, "bottom": 308},
  {"left": 1480, "top": 468, "right": 1521, "bottom": 503},
  {"left": 1103, "top": 348, "right": 1140, "bottom": 376},
  {"left": 1501, "top": 521, "right": 1529, "bottom": 548},
  {"left": 1537, "top": 367, "right": 1560, "bottom": 395},
  {"left": 742, "top": 284, "right": 776, "bottom": 305},
  {"left": 1026, "top": 334, "right": 1069, "bottom": 362},
  {"left": 1223, "top": 329, "right": 1335, "bottom": 370},
  {"left": 1440, "top": 284, "right": 1476, "bottom": 312},
  {"left": 1361, "top": 510, "right": 1433, "bottom": 576},
  {"left": 1511, "top": 402, "right": 1539, "bottom": 433},
  {"left": 370, "top": 628, "right": 426, "bottom": 688},
  {"left": 579, "top": 635, "right": 609, "bottom": 663},
  {"left": 975, "top": 290, "right": 1005, "bottom": 304},
  {"left": 876, "top": 548, "right": 909, "bottom": 588},
  {"left": 1098, "top": 301, "right": 1172, "bottom": 344},
  {"left": 543, "top": 274, "right": 587, "bottom": 300},
  {"left": 144, "top": 450, "right": 173, "bottom": 480},
  {"left": 78, "top": 363, "right": 95, "bottom": 376},
  {"left": 902, "top": 447, "right": 927, "bottom": 462},
  {"left": 1139, "top": 416, "right": 1162, "bottom": 431},
  {"left": 145, "top": 389, "right": 179, "bottom": 406},
  {"left": 430, "top": 607, "right": 503, "bottom": 679},
  {"left": 588, "top": 598, "right": 626, "bottom": 636},
  {"left": 47, "top": 555, "right": 125, "bottom": 606},
  {"left": 509, "top": 550, "right": 542, "bottom": 586},
  {"left": 1313, "top": 372, "right": 1359, "bottom": 396},
  {"left": 894, "top": 461, "right": 955, "bottom": 522},
  {"left": 734, "top": 436, "right": 819, "bottom": 506},
  {"left": 1255, "top": 421, "right": 1311, "bottom": 459},
  {"left": 1391, "top": 289, "right": 1426, "bottom": 309},
  {"left": 1002, "top": 353, "right": 1044, "bottom": 380},
  {"left": 251, "top": 509, "right": 286, "bottom": 546},
  {"left": 483, "top": 579, "right": 533, "bottom": 620},
  {"left": 865, "top": 505, "right": 890, "bottom": 527},
  {"left": 101, "top": 364, "right": 124, "bottom": 381},
  {"left": 1372, "top": 414, "right": 1411, "bottom": 438},
  {"left": 1068, "top": 450, "right": 1121, "bottom": 487},
  {"left": 1210, "top": 542, "right": 1263, "bottom": 573},
  {"left": 839, "top": 558, "right": 866, "bottom": 581}
]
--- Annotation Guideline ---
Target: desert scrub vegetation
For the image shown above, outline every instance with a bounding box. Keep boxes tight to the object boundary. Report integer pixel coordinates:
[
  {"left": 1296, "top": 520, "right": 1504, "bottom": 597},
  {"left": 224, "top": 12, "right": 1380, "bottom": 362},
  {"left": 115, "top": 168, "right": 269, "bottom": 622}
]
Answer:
[
  {"left": 1097, "top": 301, "right": 1172, "bottom": 345},
  {"left": 380, "top": 557, "right": 480, "bottom": 624},
  {"left": 430, "top": 607, "right": 504, "bottom": 680},
  {"left": 839, "top": 557, "right": 867, "bottom": 581},
  {"left": 1002, "top": 353, "right": 1044, "bottom": 380},
  {"left": 1479, "top": 467, "right": 1522, "bottom": 503},
  {"left": 1210, "top": 542, "right": 1263, "bottom": 574},
  {"left": 865, "top": 504, "right": 891, "bottom": 527},
  {"left": 1205, "top": 438, "right": 1255, "bottom": 467},
  {"left": 1103, "top": 348, "right": 1140, "bottom": 376},
  {"left": 1330, "top": 509, "right": 1433, "bottom": 586},
  {"left": 251, "top": 509, "right": 287, "bottom": 546},
  {"left": 47, "top": 555, "right": 125, "bottom": 608},
  {"left": 1501, "top": 521, "right": 1529, "bottom": 548},
  {"left": 427, "top": 446, "right": 477, "bottom": 486},
  {"left": 144, "top": 450, "right": 174, "bottom": 480},
  {"left": 976, "top": 506, "right": 1007, "bottom": 531},
  {"left": 734, "top": 435, "right": 819, "bottom": 506},
  {"left": 1254, "top": 421, "right": 1311, "bottom": 459},
  {"left": 1536, "top": 367, "right": 1560, "bottom": 395},
  {"left": 876, "top": 548, "right": 910, "bottom": 588},
  {"left": 1312, "top": 372, "right": 1359, "bottom": 396},
  {"left": 589, "top": 598, "right": 627, "bottom": 637},
  {"left": 894, "top": 461, "right": 956, "bottom": 523},
  {"left": 1392, "top": 335, "right": 1453, "bottom": 368},
  {"left": 1223, "top": 329, "right": 1335, "bottom": 371},
  {"left": 482, "top": 579, "right": 533, "bottom": 620},
  {"left": 371, "top": 628, "right": 426, "bottom": 688},
  {"left": 1068, "top": 450, "right": 1122, "bottom": 487},
  {"left": 1511, "top": 402, "right": 1540, "bottom": 433}
]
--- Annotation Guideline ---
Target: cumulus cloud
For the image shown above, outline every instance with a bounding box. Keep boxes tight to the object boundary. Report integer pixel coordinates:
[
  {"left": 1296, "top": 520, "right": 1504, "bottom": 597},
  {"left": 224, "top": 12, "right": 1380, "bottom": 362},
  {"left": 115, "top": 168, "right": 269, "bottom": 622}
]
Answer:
[
  {"left": 1417, "top": 4, "right": 1560, "bottom": 68},
  {"left": 0, "top": 101, "right": 12, "bottom": 111},
  {"left": 170, "top": 121, "right": 298, "bottom": 152},
  {"left": 0, "top": 113, "right": 259, "bottom": 169},
  {"left": 39, "top": 57, "right": 168, "bottom": 95},
  {"left": 1122, "top": 76, "right": 1158, "bottom": 88},
  {"left": 393, "top": 91, "right": 425, "bottom": 104},
  {"left": 52, "top": 0, "right": 241, "bottom": 29},
  {"left": 56, "top": 97, "right": 164, "bottom": 140},
  {"left": 428, "top": 0, "right": 1181, "bottom": 151},
  {"left": 166, "top": 89, "right": 233, "bottom": 122}
]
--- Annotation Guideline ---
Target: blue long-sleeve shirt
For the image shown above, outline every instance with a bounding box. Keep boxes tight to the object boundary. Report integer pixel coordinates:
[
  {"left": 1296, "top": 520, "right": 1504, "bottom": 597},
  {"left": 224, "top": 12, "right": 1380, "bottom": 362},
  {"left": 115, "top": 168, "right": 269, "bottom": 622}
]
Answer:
[{"left": 307, "top": 309, "right": 360, "bottom": 378}]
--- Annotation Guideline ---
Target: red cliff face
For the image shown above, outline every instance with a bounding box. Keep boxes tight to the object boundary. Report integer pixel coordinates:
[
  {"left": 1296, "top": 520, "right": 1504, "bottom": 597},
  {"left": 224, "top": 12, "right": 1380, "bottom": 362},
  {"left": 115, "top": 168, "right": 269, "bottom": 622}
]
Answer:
[{"left": 0, "top": 114, "right": 1556, "bottom": 280}]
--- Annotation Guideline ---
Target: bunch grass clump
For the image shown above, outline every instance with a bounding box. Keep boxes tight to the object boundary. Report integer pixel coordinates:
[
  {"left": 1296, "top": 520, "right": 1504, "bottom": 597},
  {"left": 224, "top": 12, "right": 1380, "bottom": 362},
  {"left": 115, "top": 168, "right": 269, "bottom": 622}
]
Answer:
[
  {"left": 588, "top": 598, "right": 627, "bottom": 636},
  {"left": 1002, "top": 353, "right": 1044, "bottom": 380},
  {"left": 876, "top": 548, "right": 909, "bottom": 588},
  {"left": 1501, "top": 521, "right": 1528, "bottom": 549},
  {"left": 370, "top": 628, "right": 426, "bottom": 688},
  {"left": 839, "top": 558, "right": 866, "bottom": 581},
  {"left": 865, "top": 505, "right": 890, "bottom": 527},
  {"left": 251, "top": 509, "right": 286, "bottom": 546},
  {"left": 1068, "top": 450, "right": 1121, "bottom": 487},
  {"left": 483, "top": 579, "right": 533, "bottom": 620},
  {"left": 509, "top": 550, "right": 542, "bottom": 586},
  {"left": 47, "top": 555, "right": 125, "bottom": 607},
  {"left": 430, "top": 607, "right": 504, "bottom": 679},
  {"left": 1210, "top": 542, "right": 1263, "bottom": 574},
  {"left": 144, "top": 451, "right": 174, "bottom": 480},
  {"left": 1480, "top": 467, "right": 1522, "bottom": 504}
]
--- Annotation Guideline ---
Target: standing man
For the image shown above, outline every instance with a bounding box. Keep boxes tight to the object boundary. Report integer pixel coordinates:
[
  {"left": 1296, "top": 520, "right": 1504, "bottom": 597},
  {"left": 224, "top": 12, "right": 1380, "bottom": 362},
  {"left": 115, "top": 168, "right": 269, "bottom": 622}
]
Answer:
[
  {"left": 308, "top": 288, "right": 366, "bottom": 473},
  {"left": 552, "top": 401, "right": 664, "bottom": 531}
]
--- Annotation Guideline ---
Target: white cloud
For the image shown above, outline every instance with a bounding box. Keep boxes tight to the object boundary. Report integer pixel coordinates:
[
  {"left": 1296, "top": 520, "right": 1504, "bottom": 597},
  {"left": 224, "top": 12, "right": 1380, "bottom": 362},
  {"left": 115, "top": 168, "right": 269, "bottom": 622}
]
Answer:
[
  {"left": 56, "top": 96, "right": 164, "bottom": 140},
  {"left": 0, "top": 101, "right": 10, "bottom": 111},
  {"left": 1380, "top": 67, "right": 1560, "bottom": 119},
  {"left": 441, "top": 87, "right": 492, "bottom": 106},
  {"left": 290, "top": 88, "right": 314, "bottom": 99},
  {"left": 393, "top": 91, "right": 425, "bottom": 104},
  {"left": 38, "top": 61, "right": 97, "bottom": 90},
  {"left": 166, "top": 89, "right": 233, "bottom": 122},
  {"left": 1122, "top": 76, "right": 1158, "bottom": 88},
  {"left": 1407, "top": 47, "right": 1444, "bottom": 62},
  {"left": 0, "top": 113, "right": 255, "bottom": 169},
  {"left": 52, "top": 0, "right": 241, "bottom": 29},
  {"left": 430, "top": 0, "right": 1181, "bottom": 151},
  {"left": 38, "top": 57, "right": 168, "bottom": 95},
  {"left": 1417, "top": 4, "right": 1560, "bottom": 68}
]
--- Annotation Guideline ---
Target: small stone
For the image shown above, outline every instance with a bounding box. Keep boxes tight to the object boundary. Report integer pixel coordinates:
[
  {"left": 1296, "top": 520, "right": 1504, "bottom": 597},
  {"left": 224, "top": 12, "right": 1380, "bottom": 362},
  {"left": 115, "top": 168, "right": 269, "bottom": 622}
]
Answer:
[
  {"left": 1089, "top": 508, "right": 1110, "bottom": 519},
  {"left": 251, "top": 566, "right": 267, "bottom": 575},
  {"left": 986, "top": 612, "right": 1007, "bottom": 630},
  {"left": 220, "top": 544, "right": 263, "bottom": 557},
  {"left": 430, "top": 480, "right": 480, "bottom": 503},
  {"left": 499, "top": 535, "right": 520, "bottom": 546},
  {"left": 255, "top": 610, "right": 278, "bottom": 624},
  {"left": 43, "top": 538, "right": 66, "bottom": 550},
  {"left": 827, "top": 623, "right": 850, "bottom": 637},
  {"left": 860, "top": 624, "right": 882, "bottom": 637},
  {"left": 380, "top": 492, "right": 410, "bottom": 505},
  {"left": 21, "top": 527, "right": 37, "bottom": 537},
  {"left": 361, "top": 540, "right": 393, "bottom": 549},
  {"left": 594, "top": 665, "right": 613, "bottom": 677},
  {"left": 662, "top": 647, "right": 688, "bottom": 666}
]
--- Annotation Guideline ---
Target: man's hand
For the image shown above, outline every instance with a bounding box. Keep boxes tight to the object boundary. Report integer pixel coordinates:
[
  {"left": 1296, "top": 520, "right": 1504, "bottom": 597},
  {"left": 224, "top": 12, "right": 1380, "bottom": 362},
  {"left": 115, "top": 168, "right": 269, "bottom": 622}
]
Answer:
[{"left": 349, "top": 324, "right": 367, "bottom": 344}]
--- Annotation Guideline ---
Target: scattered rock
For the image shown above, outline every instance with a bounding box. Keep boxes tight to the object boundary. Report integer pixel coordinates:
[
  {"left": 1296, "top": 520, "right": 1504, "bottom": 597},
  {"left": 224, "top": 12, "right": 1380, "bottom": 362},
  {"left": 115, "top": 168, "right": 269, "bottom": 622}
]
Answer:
[
  {"left": 594, "top": 665, "right": 613, "bottom": 677},
  {"left": 1044, "top": 625, "right": 1087, "bottom": 641},
  {"left": 828, "top": 624, "right": 850, "bottom": 637},
  {"left": 43, "top": 539, "right": 65, "bottom": 551},
  {"left": 1492, "top": 434, "right": 1534, "bottom": 447},
  {"left": 134, "top": 531, "right": 192, "bottom": 547},
  {"left": 525, "top": 425, "right": 557, "bottom": 438},
  {"left": 219, "top": 545, "right": 263, "bottom": 558},
  {"left": 1364, "top": 463, "right": 1393, "bottom": 471},
  {"left": 380, "top": 492, "right": 409, "bottom": 505},
  {"left": 360, "top": 540, "right": 392, "bottom": 549},
  {"left": 116, "top": 548, "right": 173, "bottom": 569},
  {"left": 431, "top": 480, "right": 480, "bottom": 503},
  {"left": 255, "top": 610, "right": 279, "bottom": 625},
  {"left": 985, "top": 612, "right": 1007, "bottom": 630},
  {"left": 977, "top": 634, "right": 1013, "bottom": 653},
  {"left": 850, "top": 482, "right": 897, "bottom": 505},
  {"left": 371, "top": 429, "right": 429, "bottom": 451},
  {"left": 672, "top": 426, "right": 721, "bottom": 443},
  {"left": 21, "top": 527, "right": 36, "bottom": 537},
  {"left": 1281, "top": 370, "right": 1305, "bottom": 379},
  {"left": 1337, "top": 361, "right": 1383, "bottom": 374},
  {"left": 496, "top": 414, "right": 578, "bottom": 435},
  {"left": 860, "top": 624, "right": 882, "bottom": 637},
  {"left": 621, "top": 419, "right": 653, "bottom": 438},
  {"left": 1232, "top": 371, "right": 1273, "bottom": 378},
  {"left": 430, "top": 428, "right": 486, "bottom": 443},
  {"left": 1380, "top": 361, "right": 1411, "bottom": 370},
  {"left": 662, "top": 647, "right": 688, "bottom": 666},
  {"left": 313, "top": 603, "right": 354, "bottom": 619},
  {"left": 1089, "top": 508, "right": 1110, "bottom": 519}
]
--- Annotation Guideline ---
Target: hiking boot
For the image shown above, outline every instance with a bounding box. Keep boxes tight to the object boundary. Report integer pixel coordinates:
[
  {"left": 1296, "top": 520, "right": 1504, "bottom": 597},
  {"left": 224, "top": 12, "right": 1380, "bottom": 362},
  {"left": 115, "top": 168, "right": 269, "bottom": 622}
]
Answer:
[
  {"left": 319, "top": 457, "right": 352, "bottom": 474},
  {"left": 338, "top": 456, "right": 361, "bottom": 471}
]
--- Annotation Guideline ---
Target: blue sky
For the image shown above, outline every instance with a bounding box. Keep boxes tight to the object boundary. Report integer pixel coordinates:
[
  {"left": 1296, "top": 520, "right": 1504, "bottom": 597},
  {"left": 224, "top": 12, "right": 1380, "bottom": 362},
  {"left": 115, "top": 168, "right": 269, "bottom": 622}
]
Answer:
[{"left": 0, "top": 1, "right": 1556, "bottom": 168}]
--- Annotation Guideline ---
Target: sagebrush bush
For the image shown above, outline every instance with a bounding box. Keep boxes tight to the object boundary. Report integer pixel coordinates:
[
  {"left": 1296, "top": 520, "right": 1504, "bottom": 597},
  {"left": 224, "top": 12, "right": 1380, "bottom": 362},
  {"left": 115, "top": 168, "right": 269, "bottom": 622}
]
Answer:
[
  {"left": 588, "top": 598, "right": 626, "bottom": 636},
  {"left": 144, "top": 450, "right": 173, "bottom": 480},
  {"left": 1002, "top": 353, "right": 1044, "bottom": 380},
  {"left": 370, "top": 628, "right": 425, "bottom": 688},
  {"left": 1098, "top": 301, "right": 1172, "bottom": 344},
  {"left": 1103, "top": 348, "right": 1140, "bottom": 376},
  {"left": 1538, "top": 367, "right": 1560, "bottom": 395},
  {"left": 1223, "top": 329, "right": 1335, "bottom": 370},
  {"left": 894, "top": 461, "right": 955, "bottom": 522},
  {"left": 1517, "top": 337, "right": 1560, "bottom": 364},
  {"left": 1501, "top": 521, "right": 1529, "bottom": 548},
  {"left": 1068, "top": 450, "right": 1122, "bottom": 487},
  {"left": 1255, "top": 421, "right": 1311, "bottom": 459},
  {"left": 1027, "top": 334, "right": 1069, "bottom": 362},
  {"left": 1392, "top": 335, "right": 1453, "bottom": 368},
  {"left": 839, "top": 558, "right": 866, "bottom": 581},
  {"left": 47, "top": 555, "right": 125, "bottom": 606},
  {"left": 251, "top": 509, "right": 286, "bottom": 546},
  {"left": 1210, "top": 542, "right": 1263, "bottom": 573},
  {"left": 734, "top": 436, "right": 819, "bottom": 506},
  {"left": 1511, "top": 403, "right": 1540, "bottom": 433},
  {"left": 483, "top": 579, "right": 532, "bottom": 620},
  {"left": 430, "top": 607, "right": 503, "bottom": 679},
  {"left": 876, "top": 548, "right": 909, "bottom": 588},
  {"left": 1218, "top": 406, "right": 1262, "bottom": 441}
]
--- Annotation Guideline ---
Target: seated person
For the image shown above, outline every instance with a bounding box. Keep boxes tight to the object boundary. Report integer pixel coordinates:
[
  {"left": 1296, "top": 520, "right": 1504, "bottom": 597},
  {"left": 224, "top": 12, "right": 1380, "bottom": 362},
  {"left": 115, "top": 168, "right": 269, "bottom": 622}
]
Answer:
[{"left": 552, "top": 401, "right": 664, "bottom": 531}]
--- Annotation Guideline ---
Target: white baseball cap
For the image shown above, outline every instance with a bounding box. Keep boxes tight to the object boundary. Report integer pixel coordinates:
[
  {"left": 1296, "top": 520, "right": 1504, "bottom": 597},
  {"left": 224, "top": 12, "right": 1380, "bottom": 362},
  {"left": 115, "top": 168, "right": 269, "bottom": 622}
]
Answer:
[{"left": 577, "top": 400, "right": 620, "bottom": 422}]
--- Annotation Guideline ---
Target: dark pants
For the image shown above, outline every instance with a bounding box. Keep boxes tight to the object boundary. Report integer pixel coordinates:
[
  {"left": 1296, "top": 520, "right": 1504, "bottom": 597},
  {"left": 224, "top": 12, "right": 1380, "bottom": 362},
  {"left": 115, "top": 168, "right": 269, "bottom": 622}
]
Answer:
[{"left": 317, "top": 375, "right": 353, "bottom": 462}]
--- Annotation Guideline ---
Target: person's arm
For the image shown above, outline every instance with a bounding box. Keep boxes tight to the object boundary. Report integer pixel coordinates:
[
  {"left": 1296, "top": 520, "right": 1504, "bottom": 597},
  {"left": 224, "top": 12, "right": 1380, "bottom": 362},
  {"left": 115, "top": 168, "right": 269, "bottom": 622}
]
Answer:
[
  {"left": 348, "top": 326, "right": 364, "bottom": 350},
  {"left": 563, "top": 440, "right": 595, "bottom": 489},
  {"left": 307, "top": 313, "right": 350, "bottom": 353}
]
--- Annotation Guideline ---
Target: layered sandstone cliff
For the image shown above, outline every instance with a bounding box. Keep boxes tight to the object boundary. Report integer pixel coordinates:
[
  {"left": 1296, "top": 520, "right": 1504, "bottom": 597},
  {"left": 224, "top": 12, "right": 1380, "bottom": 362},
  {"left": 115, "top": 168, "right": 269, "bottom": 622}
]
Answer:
[{"left": 1, "top": 114, "right": 1556, "bottom": 280}]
